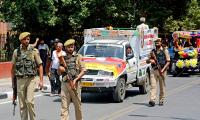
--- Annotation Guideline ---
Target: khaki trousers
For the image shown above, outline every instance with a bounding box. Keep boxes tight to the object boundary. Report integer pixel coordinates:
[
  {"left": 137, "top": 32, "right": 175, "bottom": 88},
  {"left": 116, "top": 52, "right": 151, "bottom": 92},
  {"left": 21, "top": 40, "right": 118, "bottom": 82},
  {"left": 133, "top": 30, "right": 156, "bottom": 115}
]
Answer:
[
  {"left": 17, "top": 77, "right": 37, "bottom": 120},
  {"left": 150, "top": 69, "right": 167, "bottom": 102},
  {"left": 61, "top": 82, "right": 82, "bottom": 120}
]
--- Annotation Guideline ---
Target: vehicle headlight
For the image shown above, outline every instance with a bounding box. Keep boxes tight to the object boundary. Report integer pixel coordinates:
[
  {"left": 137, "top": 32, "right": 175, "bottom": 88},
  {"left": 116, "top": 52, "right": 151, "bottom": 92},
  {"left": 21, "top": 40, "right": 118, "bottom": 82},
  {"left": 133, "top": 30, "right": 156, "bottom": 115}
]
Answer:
[{"left": 98, "top": 70, "right": 113, "bottom": 76}]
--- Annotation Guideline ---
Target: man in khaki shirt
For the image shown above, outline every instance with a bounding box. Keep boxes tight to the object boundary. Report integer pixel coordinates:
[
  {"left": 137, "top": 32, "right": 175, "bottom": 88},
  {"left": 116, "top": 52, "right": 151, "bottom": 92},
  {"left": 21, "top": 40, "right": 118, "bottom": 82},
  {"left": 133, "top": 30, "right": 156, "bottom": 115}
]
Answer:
[
  {"left": 147, "top": 38, "right": 170, "bottom": 107},
  {"left": 11, "top": 32, "right": 43, "bottom": 120},
  {"left": 59, "top": 39, "right": 85, "bottom": 120}
]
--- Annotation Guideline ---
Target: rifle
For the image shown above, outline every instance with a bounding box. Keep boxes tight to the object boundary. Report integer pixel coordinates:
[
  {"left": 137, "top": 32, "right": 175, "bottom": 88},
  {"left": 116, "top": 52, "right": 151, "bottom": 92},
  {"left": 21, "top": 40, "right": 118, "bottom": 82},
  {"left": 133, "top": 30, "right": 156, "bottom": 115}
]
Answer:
[
  {"left": 12, "top": 76, "right": 17, "bottom": 116},
  {"left": 67, "top": 74, "right": 78, "bottom": 96},
  {"left": 151, "top": 51, "right": 166, "bottom": 86},
  {"left": 60, "top": 55, "right": 79, "bottom": 97}
]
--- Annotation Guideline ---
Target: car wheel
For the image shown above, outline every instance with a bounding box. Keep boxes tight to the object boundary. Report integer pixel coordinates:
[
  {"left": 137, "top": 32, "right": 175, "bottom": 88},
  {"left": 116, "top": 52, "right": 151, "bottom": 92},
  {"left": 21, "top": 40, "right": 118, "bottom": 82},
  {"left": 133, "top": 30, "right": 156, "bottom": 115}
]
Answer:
[
  {"left": 139, "top": 72, "right": 150, "bottom": 94},
  {"left": 113, "top": 77, "right": 126, "bottom": 103}
]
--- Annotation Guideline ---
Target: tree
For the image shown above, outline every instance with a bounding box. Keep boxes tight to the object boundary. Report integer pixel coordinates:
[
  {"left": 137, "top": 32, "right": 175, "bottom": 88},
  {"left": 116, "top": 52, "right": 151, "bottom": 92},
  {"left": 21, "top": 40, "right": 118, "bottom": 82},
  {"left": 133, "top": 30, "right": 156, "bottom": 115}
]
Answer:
[
  {"left": 1, "top": 0, "right": 195, "bottom": 39},
  {"left": 1, "top": 0, "right": 91, "bottom": 38},
  {"left": 164, "top": 0, "right": 200, "bottom": 32}
]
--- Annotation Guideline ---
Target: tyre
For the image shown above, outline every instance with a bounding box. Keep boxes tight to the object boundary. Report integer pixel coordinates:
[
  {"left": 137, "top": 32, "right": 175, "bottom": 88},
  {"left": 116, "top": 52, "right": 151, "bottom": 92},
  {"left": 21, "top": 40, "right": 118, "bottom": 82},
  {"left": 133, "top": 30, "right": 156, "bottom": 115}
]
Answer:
[
  {"left": 170, "top": 61, "right": 176, "bottom": 73},
  {"left": 139, "top": 72, "right": 150, "bottom": 94},
  {"left": 172, "top": 67, "right": 182, "bottom": 77},
  {"left": 113, "top": 77, "right": 126, "bottom": 103}
]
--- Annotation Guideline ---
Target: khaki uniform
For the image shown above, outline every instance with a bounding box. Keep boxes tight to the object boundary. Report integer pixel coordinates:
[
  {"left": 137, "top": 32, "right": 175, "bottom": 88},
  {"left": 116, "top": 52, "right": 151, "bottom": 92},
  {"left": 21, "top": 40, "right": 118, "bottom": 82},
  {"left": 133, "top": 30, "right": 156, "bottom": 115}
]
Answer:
[
  {"left": 150, "top": 47, "right": 170, "bottom": 103},
  {"left": 60, "top": 53, "right": 85, "bottom": 120},
  {"left": 12, "top": 44, "right": 42, "bottom": 120}
]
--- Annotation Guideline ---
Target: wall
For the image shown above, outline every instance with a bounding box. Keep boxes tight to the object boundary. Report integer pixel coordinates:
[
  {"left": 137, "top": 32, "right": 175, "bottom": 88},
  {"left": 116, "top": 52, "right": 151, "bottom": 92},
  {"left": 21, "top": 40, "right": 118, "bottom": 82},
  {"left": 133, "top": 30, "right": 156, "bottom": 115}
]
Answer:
[{"left": 0, "top": 62, "right": 12, "bottom": 79}]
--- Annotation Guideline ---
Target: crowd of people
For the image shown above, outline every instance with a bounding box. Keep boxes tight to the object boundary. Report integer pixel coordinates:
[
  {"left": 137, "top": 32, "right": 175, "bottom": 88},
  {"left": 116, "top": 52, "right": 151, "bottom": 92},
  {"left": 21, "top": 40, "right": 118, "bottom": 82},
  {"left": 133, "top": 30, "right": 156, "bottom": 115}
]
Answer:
[
  {"left": 10, "top": 17, "right": 173, "bottom": 120},
  {"left": 11, "top": 32, "right": 85, "bottom": 120}
]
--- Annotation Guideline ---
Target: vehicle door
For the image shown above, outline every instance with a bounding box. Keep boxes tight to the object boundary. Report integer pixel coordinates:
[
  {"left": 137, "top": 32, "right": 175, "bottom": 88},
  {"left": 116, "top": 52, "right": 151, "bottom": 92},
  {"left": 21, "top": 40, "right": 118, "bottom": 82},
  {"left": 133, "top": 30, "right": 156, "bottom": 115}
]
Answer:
[{"left": 125, "top": 44, "right": 137, "bottom": 82}]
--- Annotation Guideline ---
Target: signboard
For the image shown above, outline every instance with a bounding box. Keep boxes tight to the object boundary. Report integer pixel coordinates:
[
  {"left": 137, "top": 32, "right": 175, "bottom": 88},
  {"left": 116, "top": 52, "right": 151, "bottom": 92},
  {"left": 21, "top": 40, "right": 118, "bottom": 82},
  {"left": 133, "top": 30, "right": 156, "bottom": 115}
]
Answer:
[{"left": 139, "top": 28, "right": 158, "bottom": 56}]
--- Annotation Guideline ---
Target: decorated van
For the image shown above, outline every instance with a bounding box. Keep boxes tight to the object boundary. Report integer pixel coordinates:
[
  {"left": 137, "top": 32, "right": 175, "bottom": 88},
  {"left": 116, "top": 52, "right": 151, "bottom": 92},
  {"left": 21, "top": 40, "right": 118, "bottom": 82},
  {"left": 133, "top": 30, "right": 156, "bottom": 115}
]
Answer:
[
  {"left": 79, "top": 27, "right": 158, "bottom": 102},
  {"left": 170, "top": 30, "right": 200, "bottom": 76}
]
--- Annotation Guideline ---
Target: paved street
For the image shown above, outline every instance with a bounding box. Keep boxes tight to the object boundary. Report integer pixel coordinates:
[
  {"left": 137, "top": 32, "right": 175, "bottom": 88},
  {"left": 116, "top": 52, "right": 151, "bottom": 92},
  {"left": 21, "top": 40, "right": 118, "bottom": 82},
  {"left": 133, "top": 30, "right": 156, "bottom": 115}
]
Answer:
[{"left": 0, "top": 73, "right": 200, "bottom": 120}]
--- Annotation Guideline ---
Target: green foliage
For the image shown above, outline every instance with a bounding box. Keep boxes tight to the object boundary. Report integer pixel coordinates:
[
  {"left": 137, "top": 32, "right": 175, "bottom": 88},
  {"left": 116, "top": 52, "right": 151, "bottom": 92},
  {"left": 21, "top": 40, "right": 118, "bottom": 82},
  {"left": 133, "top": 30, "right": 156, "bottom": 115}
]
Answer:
[
  {"left": 1, "top": 0, "right": 91, "bottom": 35},
  {"left": 1, "top": 0, "right": 199, "bottom": 38},
  {"left": 183, "top": 0, "right": 200, "bottom": 30},
  {"left": 164, "top": 0, "right": 200, "bottom": 32},
  {"left": 164, "top": 16, "right": 181, "bottom": 32}
]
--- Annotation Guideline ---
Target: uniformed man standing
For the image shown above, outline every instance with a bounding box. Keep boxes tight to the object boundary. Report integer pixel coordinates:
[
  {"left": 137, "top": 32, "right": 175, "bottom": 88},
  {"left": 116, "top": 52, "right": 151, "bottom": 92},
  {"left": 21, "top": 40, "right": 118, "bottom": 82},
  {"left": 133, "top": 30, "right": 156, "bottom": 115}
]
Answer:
[
  {"left": 147, "top": 38, "right": 170, "bottom": 107},
  {"left": 59, "top": 39, "right": 85, "bottom": 120},
  {"left": 11, "top": 32, "right": 43, "bottom": 120}
]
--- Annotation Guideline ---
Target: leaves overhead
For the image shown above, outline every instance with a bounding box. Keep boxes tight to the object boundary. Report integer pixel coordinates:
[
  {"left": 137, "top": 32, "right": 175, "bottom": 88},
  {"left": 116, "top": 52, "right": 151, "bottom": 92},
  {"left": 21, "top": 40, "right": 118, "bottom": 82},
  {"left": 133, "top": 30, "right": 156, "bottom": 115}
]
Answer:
[
  {"left": 1, "top": 0, "right": 199, "bottom": 37},
  {"left": 164, "top": 0, "right": 200, "bottom": 32}
]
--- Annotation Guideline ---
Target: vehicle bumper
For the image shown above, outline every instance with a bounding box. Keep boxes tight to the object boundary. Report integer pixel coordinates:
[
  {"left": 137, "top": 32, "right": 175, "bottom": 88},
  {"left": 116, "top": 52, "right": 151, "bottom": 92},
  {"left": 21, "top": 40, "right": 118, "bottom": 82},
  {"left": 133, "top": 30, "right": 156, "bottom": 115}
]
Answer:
[
  {"left": 82, "top": 87, "right": 115, "bottom": 93},
  {"left": 81, "top": 81, "right": 117, "bottom": 93}
]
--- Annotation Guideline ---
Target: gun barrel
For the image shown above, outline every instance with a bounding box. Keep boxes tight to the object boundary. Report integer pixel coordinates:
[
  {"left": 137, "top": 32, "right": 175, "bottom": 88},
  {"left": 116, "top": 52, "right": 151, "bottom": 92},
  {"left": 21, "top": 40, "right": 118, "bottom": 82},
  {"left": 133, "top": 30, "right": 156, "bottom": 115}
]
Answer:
[{"left": 13, "top": 102, "right": 16, "bottom": 116}]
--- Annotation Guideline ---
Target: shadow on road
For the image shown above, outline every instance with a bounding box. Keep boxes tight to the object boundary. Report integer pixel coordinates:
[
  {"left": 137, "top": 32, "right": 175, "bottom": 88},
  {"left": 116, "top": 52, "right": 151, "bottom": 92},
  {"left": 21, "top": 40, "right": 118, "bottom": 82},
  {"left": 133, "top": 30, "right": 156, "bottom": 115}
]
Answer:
[
  {"left": 44, "top": 89, "right": 143, "bottom": 104},
  {"left": 132, "top": 102, "right": 150, "bottom": 107},
  {"left": 168, "top": 73, "right": 190, "bottom": 77},
  {"left": 168, "top": 71, "right": 200, "bottom": 78},
  {"left": 128, "top": 114, "right": 196, "bottom": 120},
  {"left": 81, "top": 89, "right": 141, "bottom": 104},
  {"left": 53, "top": 98, "right": 61, "bottom": 102}
]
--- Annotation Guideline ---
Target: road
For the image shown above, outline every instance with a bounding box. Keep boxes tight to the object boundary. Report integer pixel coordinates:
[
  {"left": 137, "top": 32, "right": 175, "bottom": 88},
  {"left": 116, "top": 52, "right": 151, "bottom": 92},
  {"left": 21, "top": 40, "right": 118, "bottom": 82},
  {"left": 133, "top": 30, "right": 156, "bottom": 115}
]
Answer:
[{"left": 0, "top": 73, "right": 200, "bottom": 120}]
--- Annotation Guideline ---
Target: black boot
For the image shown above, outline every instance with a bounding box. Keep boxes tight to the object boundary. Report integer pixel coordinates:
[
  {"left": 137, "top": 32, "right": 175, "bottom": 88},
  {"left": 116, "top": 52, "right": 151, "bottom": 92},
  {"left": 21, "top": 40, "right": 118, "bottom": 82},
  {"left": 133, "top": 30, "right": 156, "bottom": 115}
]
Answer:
[
  {"left": 159, "top": 101, "right": 164, "bottom": 106},
  {"left": 149, "top": 101, "right": 155, "bottom": 107}
]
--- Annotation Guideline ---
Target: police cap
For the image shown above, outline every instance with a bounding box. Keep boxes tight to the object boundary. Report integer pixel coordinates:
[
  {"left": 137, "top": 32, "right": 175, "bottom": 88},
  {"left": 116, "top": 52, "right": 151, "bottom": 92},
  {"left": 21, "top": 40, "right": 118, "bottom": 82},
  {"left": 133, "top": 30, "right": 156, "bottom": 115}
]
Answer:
[
  {"left": 19, "top": 32, "right": 30, "bottom": 40},
  {"left": 155, "top": 38, "right": 162, "bottom": 45},
  {"left": 64, "top": 39, "right": 75, "bottom": 47},
  {"left": 155, "top": 38, "right": 162, "bottom": 42}
]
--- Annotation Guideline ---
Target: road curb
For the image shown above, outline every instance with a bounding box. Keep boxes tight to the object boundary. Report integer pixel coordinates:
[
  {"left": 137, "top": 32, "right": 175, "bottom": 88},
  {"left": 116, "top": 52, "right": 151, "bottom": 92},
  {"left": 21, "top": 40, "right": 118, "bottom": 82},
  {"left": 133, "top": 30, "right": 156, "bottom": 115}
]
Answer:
[{"left": 0, "top": 85, "right": 50, "bottom": 100}]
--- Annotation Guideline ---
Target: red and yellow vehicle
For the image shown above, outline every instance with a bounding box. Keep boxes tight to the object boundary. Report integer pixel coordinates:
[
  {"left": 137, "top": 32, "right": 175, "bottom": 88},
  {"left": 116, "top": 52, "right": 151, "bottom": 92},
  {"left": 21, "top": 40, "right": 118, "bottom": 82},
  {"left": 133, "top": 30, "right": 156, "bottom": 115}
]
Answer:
[{"left": 78, "top": 27, "right": 158, "bottom": 102}]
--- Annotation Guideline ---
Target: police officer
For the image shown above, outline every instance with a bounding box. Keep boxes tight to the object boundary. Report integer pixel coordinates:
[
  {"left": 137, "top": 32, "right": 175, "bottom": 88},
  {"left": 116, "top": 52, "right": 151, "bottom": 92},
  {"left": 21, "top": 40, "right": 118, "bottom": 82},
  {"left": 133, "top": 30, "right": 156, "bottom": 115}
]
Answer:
[
  {"left": 147, "top": 38, "right": 170, "bottom": 106},
  {"left": 11, "top": 32, "right": 43, "bottom": 120},
  {"left": 59, "top": 39, "right": 85, "bottom": 120}
]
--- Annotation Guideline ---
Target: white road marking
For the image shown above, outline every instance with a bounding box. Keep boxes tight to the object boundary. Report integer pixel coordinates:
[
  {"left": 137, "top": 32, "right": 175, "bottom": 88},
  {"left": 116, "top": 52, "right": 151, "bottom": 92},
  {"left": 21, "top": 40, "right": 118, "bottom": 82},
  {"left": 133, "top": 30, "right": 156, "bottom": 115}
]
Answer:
[{"left": 0, "top": 93, "right": 45, "bottom": 105}]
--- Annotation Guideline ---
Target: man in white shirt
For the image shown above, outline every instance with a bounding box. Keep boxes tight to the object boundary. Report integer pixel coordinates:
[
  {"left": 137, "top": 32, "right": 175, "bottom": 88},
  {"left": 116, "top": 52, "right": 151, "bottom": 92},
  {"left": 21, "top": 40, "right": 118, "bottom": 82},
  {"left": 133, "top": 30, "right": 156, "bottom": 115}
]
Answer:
[
  {"left": 137, "top": 17, "right": 149, "bottom": 49},
  {"left": 136, "top": 17, "right": 149, "bottom": 30},
  {"left": 137, "top": 17, "right": 149, "bottom": 30},
  {"left": 48, "top": 42, "right": 66, "bottom": 96}
]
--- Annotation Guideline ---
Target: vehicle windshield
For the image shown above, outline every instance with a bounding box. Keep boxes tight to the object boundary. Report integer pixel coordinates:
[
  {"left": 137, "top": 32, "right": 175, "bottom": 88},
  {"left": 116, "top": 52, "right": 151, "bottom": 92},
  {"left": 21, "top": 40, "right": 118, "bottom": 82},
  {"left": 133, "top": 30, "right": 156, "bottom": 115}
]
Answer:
[{"left": 79, "top": 44, "right": 124, "bottom": 59}]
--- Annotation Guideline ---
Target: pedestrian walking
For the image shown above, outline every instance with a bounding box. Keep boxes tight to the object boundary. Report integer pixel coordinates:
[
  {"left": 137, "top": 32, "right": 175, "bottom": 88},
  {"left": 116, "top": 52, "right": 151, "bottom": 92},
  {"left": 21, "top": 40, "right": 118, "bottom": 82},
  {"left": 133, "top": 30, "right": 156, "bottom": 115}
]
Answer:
[
  {"left": 147, "top": 38, "right": 170, "bottom": 106},
  {"left": 48, "top": 42, "right": 66, "bottom": 96},
  {"left": 11, "top": 32, "right": 43, "bottom": 120},
  {"left": 38, "top": 38, "right": 49, "bottom": 75},
  {"left": 59, "top": 39, "right": 85, "bottom": 120}
]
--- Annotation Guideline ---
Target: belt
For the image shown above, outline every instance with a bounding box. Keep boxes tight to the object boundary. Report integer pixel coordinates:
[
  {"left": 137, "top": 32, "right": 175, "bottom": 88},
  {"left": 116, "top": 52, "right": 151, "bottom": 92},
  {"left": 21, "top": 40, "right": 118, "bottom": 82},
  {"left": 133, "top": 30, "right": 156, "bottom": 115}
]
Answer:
[
  {"left": 153, "top": 65, "right": 164, "bottom": 70},
  {"left": 17, "top": 75, "right": 34, "bottom": 79},
  {"left": 62, "top": 77, "right": 79, "bottom": 83},
  {"left": 153, "top": 66, "right": 159, "bottom": 70}
]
